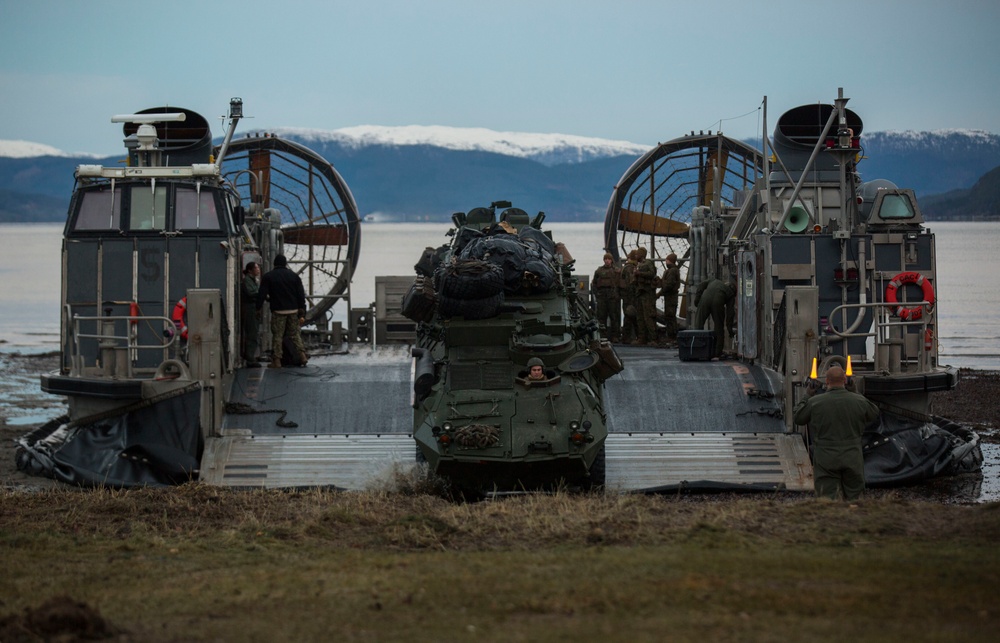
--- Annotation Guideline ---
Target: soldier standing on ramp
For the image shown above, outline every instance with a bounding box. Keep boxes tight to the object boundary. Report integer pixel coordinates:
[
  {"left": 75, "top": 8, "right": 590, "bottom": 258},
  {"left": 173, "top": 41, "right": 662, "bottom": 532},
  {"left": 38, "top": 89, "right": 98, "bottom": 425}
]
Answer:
[
  {"left": 240, "top": 261, "right": 261, "bottom": 365},
  {"left": 620, "top": 250, "right": 639, "bottom": 344},
  {"left": 658, "top": 253, "right": 680, "bottom": 346},
  {"left": 592, "top": 252, "right": 621, "bottom": 342},
  {"left": 257, "top": 254, "right": 308, "bottom": 368},
  {"left": 634, "top": 246, "right": 659, "bottom": 346}
]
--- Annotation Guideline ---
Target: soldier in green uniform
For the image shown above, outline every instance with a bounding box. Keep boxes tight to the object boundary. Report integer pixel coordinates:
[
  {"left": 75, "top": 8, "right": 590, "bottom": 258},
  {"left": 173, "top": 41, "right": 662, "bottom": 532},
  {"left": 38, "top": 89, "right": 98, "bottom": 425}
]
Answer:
[
  {"left": 634, "top": 246, "right": 659, "bottom": 345},
  {"left": 240, "top": 261, "right": 261, "bottom": 365},
  {"left": 592, "top": 252, "right": 621, "bottom": 342},
  {"left": 793, "top": 365, "right": 880, "bottom": 501},
  {"left": 658, "top": 253, "right": 681, "bottom": 345},
  {"left": 526, "top": 357, "right": 547, "bottom": 381},
  {"left": 620, "top": 251, "right": 639, "bottom": 344},
  {"left": 694, "top": 277, "right": 736, "bottom": 358}
]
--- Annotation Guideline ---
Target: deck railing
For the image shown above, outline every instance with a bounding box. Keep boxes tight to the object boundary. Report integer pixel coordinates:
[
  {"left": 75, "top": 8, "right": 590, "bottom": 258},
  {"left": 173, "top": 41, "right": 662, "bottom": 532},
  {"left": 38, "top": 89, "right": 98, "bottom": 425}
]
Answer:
[
  {"left": 67, "top": 308, "right": 180, "bottom": 379},
  {"left": 826, "top": 300, "right": 935, "bottom": 374}
]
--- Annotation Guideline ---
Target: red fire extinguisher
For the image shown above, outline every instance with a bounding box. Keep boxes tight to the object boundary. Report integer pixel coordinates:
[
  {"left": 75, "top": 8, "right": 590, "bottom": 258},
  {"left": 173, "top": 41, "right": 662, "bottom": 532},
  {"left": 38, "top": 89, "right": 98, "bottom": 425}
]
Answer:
[{"left": 924, "top": 328, "right": 934, "bottom": 352}]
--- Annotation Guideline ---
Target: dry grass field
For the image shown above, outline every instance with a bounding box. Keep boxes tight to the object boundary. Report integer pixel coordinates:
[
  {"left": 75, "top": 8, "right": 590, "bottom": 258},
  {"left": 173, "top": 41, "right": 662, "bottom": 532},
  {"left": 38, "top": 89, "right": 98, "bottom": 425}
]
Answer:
[
  {"left": 2, "top": 354, "right": 998, "bottom": 642},
  {"left": 2, "top": 485, "right": 1000, "bottom": 642}
]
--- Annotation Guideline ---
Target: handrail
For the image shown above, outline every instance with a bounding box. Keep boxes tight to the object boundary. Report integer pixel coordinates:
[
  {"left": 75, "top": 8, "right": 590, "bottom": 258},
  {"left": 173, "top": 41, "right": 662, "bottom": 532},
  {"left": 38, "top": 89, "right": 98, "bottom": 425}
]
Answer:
[
  {"left": 69, "top": 313, "right": 180, "bottom": 377},
  {"left": 825, "top": 300, "right": 931, "bottom": 339},
  {"left": 71, "top": 314, "right": 179, "bottom": 347},
  {"left": 824, "top": 300, "right": 934, "bottom": 373}
]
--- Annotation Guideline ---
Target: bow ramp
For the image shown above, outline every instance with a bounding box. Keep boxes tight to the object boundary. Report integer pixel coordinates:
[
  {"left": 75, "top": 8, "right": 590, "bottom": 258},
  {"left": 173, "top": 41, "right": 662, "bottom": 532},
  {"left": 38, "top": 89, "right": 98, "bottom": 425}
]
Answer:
[
  {"left": 200, "top": 346, "right": 416, "bottom": 490},
  {"left": 201, "top": 344, "right": 811, "bottom": 492},
  {"left": 603, "top": 346, "right": 812, "bottom": 492}
]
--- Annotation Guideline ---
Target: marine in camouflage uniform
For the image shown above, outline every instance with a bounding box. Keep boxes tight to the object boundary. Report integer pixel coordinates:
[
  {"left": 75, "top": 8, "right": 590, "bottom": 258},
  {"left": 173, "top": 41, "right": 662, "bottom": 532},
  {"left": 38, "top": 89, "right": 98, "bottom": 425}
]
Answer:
[
  {"left": 619, "top": 251, "right": 639, "bottom": 344},
  {"left": 793, "top": 365, "right": 880, "bottom": 500},
  {"left": 240, "top": 261, "right": 261, "bottom": 364},
  {"left": 658, "top": 253, "right": 681, "bottom": 343},
  {"left": 592, "top": 252, "right": 621, "bottom": 341},
  {"left": 634, "top": 247, "right": 659, "bottom": 345},
  {"left": 694, "top": 278, "right": 736, "bottom": 358}
]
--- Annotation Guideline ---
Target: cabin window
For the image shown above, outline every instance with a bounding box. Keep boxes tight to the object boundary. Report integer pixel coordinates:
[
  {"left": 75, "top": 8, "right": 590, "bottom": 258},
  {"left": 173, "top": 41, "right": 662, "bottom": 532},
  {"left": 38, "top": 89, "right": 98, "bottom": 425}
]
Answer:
[
  {"left": 877, "top": 194, "right": 915, "bottom": 219},
  {"left": 128, "top": 184, "right": 168, "bottom": 230},
  {"left": 175, "top": 186, "right": 221, "bottom": 230},
  {"left": 72, "top": 187, "right": 122, "bottom": 231}
]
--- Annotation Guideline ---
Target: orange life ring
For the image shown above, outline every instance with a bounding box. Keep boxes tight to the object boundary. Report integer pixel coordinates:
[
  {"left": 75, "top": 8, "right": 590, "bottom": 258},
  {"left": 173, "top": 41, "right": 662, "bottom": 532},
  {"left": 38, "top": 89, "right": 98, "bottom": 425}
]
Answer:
[
  {"left": 885, "top": 271, "right": 934, "bottom": 320},
  {"left": 171, "top": 297, "right": 188, "bottom": 340}
]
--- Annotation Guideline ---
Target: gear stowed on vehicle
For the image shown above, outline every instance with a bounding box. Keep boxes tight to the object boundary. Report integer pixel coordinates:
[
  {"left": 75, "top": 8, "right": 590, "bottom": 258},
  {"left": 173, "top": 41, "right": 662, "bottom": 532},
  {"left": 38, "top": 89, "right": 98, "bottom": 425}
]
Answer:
[{"left": 405, "top": 201, "right": 623, "bottom": 494}]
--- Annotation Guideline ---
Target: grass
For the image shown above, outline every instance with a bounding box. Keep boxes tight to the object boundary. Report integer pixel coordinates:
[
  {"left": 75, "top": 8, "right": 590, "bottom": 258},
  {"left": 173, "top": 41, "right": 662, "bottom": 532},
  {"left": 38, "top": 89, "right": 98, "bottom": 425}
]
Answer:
[{"left": 1, "top": 486, "right": 999, "bottom": 642}]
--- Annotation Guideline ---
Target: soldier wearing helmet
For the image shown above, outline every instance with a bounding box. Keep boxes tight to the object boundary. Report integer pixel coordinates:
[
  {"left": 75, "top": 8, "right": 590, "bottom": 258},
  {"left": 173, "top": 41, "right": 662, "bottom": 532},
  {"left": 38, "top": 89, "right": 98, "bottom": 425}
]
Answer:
[
  {"left": 658, "top": 253, "right": 680, "bottom": 344},
  {"left": 526, "top": 357, "right": 547, "bottom": 380},
  {"left": 620, "top": 250, "right": 640, "bottom": 344},
  {"left": 592, "top": 251, "right": 621, "bottom": 342},
  {"left": 634, "top": 246, "right": 659, "bottom": 345}
]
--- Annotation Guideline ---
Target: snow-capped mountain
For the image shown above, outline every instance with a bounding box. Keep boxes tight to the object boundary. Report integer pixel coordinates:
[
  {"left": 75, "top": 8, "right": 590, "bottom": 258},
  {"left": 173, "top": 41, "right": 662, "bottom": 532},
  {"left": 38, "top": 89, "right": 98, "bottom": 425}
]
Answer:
[
  {"left": 0, "top": 140, "right": 73, "bottom": 158},
  {"left": 3, "top": 127, "right": 1000, "bottom": 222},
  {"left": 866, "top": 129, "right": 999, "bottom": 151},
  {"left": 246, "top": 125, "right": 652, "bottom": 166}
]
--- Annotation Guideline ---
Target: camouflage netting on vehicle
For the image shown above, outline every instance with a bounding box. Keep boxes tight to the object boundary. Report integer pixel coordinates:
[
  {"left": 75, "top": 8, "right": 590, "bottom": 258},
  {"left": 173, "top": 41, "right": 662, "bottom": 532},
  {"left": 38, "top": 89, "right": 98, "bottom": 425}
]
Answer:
[{"left": 453, "top": 423, "right": 502, "bottom": 448}]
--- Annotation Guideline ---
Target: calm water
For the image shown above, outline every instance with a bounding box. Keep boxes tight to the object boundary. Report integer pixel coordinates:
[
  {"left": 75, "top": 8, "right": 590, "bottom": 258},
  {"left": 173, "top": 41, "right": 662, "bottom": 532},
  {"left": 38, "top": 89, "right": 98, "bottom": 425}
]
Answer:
[{"left": 1, "top": 221, "right": 998, "bottom": 370}]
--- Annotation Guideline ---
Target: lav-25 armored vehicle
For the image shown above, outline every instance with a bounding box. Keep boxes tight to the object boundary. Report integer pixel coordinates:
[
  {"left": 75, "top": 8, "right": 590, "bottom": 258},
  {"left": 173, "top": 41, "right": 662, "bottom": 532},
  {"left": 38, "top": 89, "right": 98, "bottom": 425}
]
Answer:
[{"left": 403, "top": 202, "right": 623, "bottom": 493}]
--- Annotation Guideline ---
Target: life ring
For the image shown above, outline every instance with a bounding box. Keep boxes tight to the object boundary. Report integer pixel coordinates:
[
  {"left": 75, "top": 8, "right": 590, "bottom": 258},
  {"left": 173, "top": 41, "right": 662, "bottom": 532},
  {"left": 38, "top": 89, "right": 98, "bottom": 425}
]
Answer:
[
  {"left": 171, "top": 297, "right": 188, "bottom": 340},
  {"left": 885, "top": 271, "right": 935, "bottom": 320}
]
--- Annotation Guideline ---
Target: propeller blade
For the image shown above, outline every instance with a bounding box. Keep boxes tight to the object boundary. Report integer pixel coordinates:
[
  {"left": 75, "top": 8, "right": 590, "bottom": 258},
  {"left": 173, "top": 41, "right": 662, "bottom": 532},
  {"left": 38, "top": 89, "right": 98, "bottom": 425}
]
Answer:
[
  {"left": 618, "top": 209, "right": 690, "bottom": 237},
  {"left": 282, "top": 223, "right": 350, "bottom": 246}
]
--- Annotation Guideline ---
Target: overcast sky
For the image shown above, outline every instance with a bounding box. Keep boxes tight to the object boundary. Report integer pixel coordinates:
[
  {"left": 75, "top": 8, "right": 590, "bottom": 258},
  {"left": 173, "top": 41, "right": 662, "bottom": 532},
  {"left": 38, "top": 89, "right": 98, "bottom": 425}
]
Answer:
[{"left": 1, "top": 0, "right": 997, "bottom": 155}]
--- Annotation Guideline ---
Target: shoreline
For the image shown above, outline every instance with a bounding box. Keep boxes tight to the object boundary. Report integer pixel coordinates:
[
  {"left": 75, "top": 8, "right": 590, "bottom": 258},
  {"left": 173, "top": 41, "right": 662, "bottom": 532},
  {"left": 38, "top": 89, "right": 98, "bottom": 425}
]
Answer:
[{"left": 1, "top": 352, "right": 997, "bottom": 498}]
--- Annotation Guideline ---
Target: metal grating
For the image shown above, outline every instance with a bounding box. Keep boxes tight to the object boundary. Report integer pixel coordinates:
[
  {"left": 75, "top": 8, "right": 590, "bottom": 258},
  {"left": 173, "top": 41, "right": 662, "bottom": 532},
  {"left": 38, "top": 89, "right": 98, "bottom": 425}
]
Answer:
[
  {"left": 449, "top": 363, "right": 513, "bottom": 391},
  {"left": 604, "top": 432, "right": 813, "bottom": 492},
  {"left": 200, "top": 433, "right": 415, "bottom": 490},
  {"left": 200, "top": 431, "right": 812, "bottom": 492}
]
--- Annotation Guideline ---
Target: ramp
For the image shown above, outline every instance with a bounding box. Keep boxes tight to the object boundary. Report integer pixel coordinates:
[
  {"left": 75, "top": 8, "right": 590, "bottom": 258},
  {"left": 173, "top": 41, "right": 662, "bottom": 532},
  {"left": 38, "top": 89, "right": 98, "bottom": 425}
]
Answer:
[
  {"left": 603, "top": 346, "right": 813, "bottom": 491},
  {"left": 200, "top": 433, "right": 415, "bottom": 489},
  {"left": 201, "top": 347, "right": 416, "bottom": 488},
  {"left": 606, "top": 432, "right": 813, "bottom": 492},
  {"left": 201, "top": 345, "right": 814, "bottom": 493}
]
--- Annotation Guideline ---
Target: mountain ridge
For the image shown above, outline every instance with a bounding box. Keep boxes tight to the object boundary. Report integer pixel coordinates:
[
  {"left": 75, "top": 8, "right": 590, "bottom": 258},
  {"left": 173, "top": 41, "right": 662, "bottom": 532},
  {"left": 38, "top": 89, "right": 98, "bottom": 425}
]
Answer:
[{"left": 2, "top": 126, "right": 999, "bottom": 223}]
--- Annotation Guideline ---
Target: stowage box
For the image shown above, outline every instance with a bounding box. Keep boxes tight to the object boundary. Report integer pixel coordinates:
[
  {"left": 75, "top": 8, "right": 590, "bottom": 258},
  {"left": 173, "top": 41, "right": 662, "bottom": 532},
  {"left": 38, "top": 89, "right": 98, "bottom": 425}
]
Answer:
[{"left": 678, "top": 329, "right": 715, "bottom": 361}]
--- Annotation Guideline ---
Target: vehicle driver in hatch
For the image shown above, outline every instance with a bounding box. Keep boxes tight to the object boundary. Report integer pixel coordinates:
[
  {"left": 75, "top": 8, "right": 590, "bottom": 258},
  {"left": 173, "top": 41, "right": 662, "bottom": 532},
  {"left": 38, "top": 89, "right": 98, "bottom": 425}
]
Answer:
[{"left": 527, "top": 357, "right": 547, "bottom": 381}]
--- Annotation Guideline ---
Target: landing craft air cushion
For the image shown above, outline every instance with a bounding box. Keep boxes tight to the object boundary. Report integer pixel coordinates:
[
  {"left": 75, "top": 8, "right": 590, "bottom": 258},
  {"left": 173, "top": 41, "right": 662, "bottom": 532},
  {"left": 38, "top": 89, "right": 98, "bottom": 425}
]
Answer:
[
  {"left": 605, "top": 88, "right": 980, "bottom": 488},
  {"left": 18, "top": 90, "right": 979, "bottom": 492}
]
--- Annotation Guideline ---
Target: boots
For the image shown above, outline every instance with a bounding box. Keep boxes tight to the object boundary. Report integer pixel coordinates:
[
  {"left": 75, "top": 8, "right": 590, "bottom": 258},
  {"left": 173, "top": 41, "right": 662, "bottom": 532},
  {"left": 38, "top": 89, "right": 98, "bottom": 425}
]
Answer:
[
  {"left": 269, "top": 357, "right": 282, "bottom": 369},
  {"left": 299, "top": 351, "right": 309, "bottom": 366}
]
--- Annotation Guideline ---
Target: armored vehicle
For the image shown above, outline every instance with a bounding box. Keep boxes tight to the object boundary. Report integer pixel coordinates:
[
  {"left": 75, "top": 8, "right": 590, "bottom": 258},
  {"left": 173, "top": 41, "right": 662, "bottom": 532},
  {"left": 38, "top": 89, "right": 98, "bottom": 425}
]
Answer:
[{"left": 404, "top": 202, "right": 623, "bottom": 492}]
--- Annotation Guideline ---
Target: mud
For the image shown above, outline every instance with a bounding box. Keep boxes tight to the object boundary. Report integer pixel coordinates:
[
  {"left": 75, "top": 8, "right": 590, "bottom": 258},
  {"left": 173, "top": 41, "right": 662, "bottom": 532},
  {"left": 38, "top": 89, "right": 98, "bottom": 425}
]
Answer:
[
  {"left": 0, "top": 351, "right": 66, "bottom": 491},
  {"left": 0, "top": 595, "right": 123, "bottom": 642}
]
